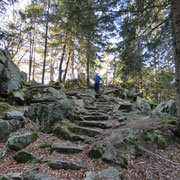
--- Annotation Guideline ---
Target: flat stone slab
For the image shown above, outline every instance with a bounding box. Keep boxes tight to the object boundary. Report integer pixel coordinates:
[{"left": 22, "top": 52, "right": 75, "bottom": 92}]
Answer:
[
  {"left": 49, "top": 160, "right": 82, "bottom": 170},
  {"left": 84, "top": 167, "right": 121, "bottom": 180},
  {"left": 34, "top": 173, "right": 59, "bottom": 180},
  {"left": 78, "top": 121, "right": 111, "bottom": 129},
  {"left": 70, "top": 126, "right": 102, "bottom": 137},
  {"left": 5, "top": 110, "right": 24, "bottom": 120},
  {"left": 84, "top": 115, "right": 108, "bottom": 121},
  {"left": 52, "top": 143, "right": 83, "bottom": 154}
]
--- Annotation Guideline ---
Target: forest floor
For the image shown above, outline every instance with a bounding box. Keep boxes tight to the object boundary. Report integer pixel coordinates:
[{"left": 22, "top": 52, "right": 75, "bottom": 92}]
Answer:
[{"left": 0, "top": 101, "right": 180, "bottom": 180}]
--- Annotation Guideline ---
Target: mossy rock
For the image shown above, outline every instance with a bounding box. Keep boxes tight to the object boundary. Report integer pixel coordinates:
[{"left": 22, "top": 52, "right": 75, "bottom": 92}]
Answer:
[
  {"left": 39, "top": 141, "right": 52, "bottom": 148},
  {"left": 116, "top": 154, "right": 128, "bottom": 169},
  {"left": 88, "top": 144, "right": 104, "bottom": 158},
  {"left": 49, "top": 80, "right": 59, "bottom": 86},
  {"left": 67, "top": 113, "right": 84, "bottom": 122},
  {"left": 0, "top": 175, "right": 11, "bottom": 180},
  {"left": 0, "top": 103, "right": 12, "bottom": 116},
  {"left": 13, "top": 149, "right": 37, "bottom": 163},
  {"left": 140, "top": 129, "right": 172, "bottom": 149},
  {"left": 21, "top": 79, "right": 40, "bottom": 87},
  {"left": 53, "top": 125, "right": 72, "bottom": 140},
  {"left": 168, "top": 119, "right": 177, "bottom": 125},
  {"left": 63, "top": 78, "right": 85, "bottom": 89},
  {"left": 31, "top": 131, "right": 38, "bottom": 141}
]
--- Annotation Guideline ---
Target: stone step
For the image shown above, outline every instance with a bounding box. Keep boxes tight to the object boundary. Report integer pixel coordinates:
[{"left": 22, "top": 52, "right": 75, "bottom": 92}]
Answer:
[
  {"left": 95, "top": 102, "right": 112, "bottom": 105},
  {"left": 78, "top": 120, "right": 111, "bottom": 129},
  {"left": 51, "top": 143, "right": 83, "bottom": 154},
  {"left": 70, "top": 126, "right": 102, "bottom": 137},
  {"left": 84, "top": 106, "right": 98, "bottom": 110},
  {"left": 84, "top": 115, "right": 108, "bottom": 121},
  {"left": 84, "top": 112, "right": 107, "bottom": 116},
  {"left": 49, "top": 160, "right": 82, "bottom": 170}
]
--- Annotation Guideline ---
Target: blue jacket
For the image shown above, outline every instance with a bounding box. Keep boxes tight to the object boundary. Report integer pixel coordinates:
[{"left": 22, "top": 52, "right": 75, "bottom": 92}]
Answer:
[{"left": 93, "top": 76, "right": 102, "bottom": 83}]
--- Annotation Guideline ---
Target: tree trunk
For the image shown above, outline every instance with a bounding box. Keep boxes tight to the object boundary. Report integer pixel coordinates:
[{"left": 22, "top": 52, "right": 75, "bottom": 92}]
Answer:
[
  {"left": 172, "top": 0, "right": 180, "bottom": 136},
  {"left": 71, "top": 50, "right": 75, "bottom": 79},
  {"left": 153, "top": 50, "right": 159, "bottom": 102},
  {"left": 86, "top": 35, "right": 90, "bottom": 88},
  {"left": 63, "top": 50, "right": 71, "bottom": 82},
  {"left": 29, "top": 31, "right": 33, "bottom": 81},
  {"left": 59, "top": 44, "right": 66, "bottom": 83},
  {"left": 42, "top": 0, "right": 50, "bottom": 84},
  {"left": 32, "top": 30, "right": 36, "bottom": 80}
]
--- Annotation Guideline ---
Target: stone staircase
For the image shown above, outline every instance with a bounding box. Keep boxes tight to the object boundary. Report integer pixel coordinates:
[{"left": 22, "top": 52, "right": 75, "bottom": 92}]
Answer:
[{"left": 70, "top": 95, "right": 113, "bottom": 138}]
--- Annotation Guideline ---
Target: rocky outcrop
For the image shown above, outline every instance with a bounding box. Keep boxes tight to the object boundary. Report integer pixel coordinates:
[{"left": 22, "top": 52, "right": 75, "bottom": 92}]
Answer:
[
  {"left": 77, "top": 89, "right": 96, "bottom": 105},
  {"left": 26, "top": 87, "right": 67, "bottom": 104},
  {"left": 0, "top": 49, "right": 21, "bottom": 96},
  {"left": 136, "top": 96, "right": 151, "bottom": 115},
  {"left": 0, "top": 117, "right": 24, "bottom": 142},
  {"left": 0, "top": 120, "right": 10, "bottom": 142},
  {"left": 152, "top": 99, "right": 177, "bottom": 117},
  {"left": 25, "top": 99, "right": 75, "bottom": 133},
  {"left": 140, "top": 129, "right": 172, "bottom": 149}
]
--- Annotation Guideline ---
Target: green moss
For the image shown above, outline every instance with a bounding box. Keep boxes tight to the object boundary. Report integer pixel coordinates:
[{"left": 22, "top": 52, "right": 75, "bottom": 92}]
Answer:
[
  {"left": 31, "top": 131, "right": 38, "bottom": 141},
  {"left": 39, "top": 141, "right": 52, "bottom": 148},
  {"left": 13, "top": 149, "right": 36, "bottom": 163},
  {"left": 88, "top": 145, "right": 104, "bottom": 158},
  {"left": 0, "top": 103, "right": 12, "bottom": 116},
  {"left": 21, "top": 79, "right": 32, "bottom": 87},
  {"left": 168, "top": 120, "right": 177, "bottom": 125},
  {"left": 154, "top": 135, "right": 172, "bottom": 149},
  {"left": 140, "top": 132, "right": 151, "bottom": 141},
  {"left": 140, "top": 129, "right": 172, "bottom": 149},
  {"left": 130, "top": 110, "right": 137, "bottom": 114},
  {"left": 116, "top": 154, "right": 128, "bottom": 169},
  {"left": 54, "top": 125, "right": 72, "bottom": 140}
]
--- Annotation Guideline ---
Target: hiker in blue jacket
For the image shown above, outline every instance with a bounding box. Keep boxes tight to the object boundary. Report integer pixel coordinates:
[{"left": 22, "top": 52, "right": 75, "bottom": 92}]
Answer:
[{"left": 93, "top": 73, "right": 103, "bottom": 93}]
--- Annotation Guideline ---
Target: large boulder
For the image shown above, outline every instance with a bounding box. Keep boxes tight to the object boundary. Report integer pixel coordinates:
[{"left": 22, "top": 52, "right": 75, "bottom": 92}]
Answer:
[
  {"left": 140, "top": 129, "right": 172, "bottom": 149},
  {"left": 0, "top": 103, "right": 12, "bottom": 117},
  {"left": 153, "top": 99, "right": 177, "bottom": 117},
  {"left": 136, "top": 96, "right": 151, "bottom": 115},
  {"left": 25, "top": 99, "right": 75, "bottom": 133},
  {"left": 77, "top": 89, "right": 96, "bottom": 105},
  {"left": 13, "top": 149, "right": 37, "bottom": 163},
  {"left": 9, "top": 89, "right": 26, "bottom": 105},
  {"left": 0, "top": 49, "right": 21, "bottom": 96},
  {"left": 20, "top": 71, "right": 28, "bottom": 82},
  {"left": 5, "top": 110, "right": 24, "bottom": 120},
  {"left": 0, "top": 120, "right": 10, "bottom": 142},
  {"left": 108, "top": 128, "right": 142, "bottom": 157},
  {"left": 8, "top": 132, "right": 38, "bottom": 150},
  {"left": 63, "top": 78, "right": 85, "bottom": 89},
  {"left": 26, "top": 87, "right": 67, "bottom": 104},
  {"left": 0, "top": 119, "right": 24, "bottom": 142}
]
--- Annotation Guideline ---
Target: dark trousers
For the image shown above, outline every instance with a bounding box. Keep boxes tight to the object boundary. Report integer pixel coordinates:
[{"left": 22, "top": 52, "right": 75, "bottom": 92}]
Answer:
[{"left": 94, "top": 83, "right": 100, "bottom": 93}]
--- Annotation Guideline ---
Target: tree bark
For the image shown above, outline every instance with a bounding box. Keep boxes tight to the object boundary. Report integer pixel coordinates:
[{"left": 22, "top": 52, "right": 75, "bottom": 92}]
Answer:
[
  {"left": 32, "top": 30, "right": 36, "bottom": 80},
  {"left": 29, "top": 31, "right": 33, "bottom": 81},
  {"left": 63, "top": 50, "right": 71, "bottom": 82},
  {"left": 42, "top": 0, "right": 50, "bottom": 84},
  {"left": 71, "top": 50, "right": 75, "bottom": 79},
  {"left": 59, "top": 43, "right": 66, "bottom": 83},
  {"left": 86, "top": 35, "right": 90, "bottom": 88},
  {"left": 172, "top": 0, "right": 180, "bottom": 135}
]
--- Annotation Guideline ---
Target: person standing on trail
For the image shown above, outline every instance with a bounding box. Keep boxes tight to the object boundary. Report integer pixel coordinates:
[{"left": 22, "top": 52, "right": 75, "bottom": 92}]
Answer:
[{"left": 93, "top": 73, "right": 103, "bottom": 93}]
